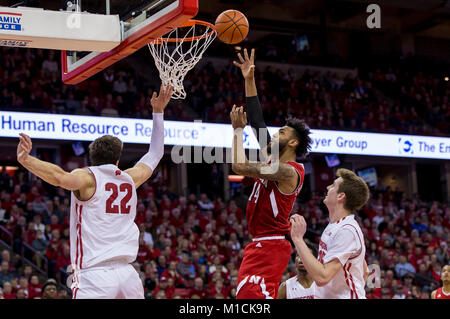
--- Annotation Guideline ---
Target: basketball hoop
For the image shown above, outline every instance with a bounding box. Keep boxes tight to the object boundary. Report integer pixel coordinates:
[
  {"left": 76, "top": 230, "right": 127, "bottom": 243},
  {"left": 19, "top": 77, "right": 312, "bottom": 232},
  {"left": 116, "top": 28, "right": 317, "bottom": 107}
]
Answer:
[{"left": 148, "top": 20, "right": 217, "bottom": 99}]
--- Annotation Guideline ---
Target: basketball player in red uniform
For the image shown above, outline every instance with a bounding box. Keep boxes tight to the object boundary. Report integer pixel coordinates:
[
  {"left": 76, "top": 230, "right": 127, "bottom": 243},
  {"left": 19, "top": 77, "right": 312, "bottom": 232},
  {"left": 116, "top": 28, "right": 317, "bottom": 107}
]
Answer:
[
  {"left": 231, "top": 49, "right": 312, "bottom": 299},
  {"left": 431, "top": 264, "right": 450, "bottom": 299}
]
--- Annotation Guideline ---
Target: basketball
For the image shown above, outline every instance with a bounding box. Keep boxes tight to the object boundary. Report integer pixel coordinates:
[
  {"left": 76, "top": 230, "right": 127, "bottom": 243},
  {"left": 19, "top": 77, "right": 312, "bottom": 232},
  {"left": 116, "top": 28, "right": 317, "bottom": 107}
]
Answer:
[{"left": 215, "top": 10, "right": 249, "bottom": 45}]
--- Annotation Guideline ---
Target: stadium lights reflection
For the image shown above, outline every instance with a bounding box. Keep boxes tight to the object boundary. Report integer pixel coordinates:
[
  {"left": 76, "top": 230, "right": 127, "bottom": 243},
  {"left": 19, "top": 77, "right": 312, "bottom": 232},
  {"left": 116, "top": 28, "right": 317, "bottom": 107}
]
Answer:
[
  {"left": 445, "top": 77, "right": 449, "bottom": 81},
  {"left": 228, "top": 175, "right": 244, "bottom": 182}
]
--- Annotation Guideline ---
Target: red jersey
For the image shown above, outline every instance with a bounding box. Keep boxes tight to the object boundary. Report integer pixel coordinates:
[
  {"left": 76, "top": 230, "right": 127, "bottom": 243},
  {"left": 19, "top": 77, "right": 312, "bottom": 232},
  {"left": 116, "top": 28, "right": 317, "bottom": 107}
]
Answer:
[
  {"left": 245, "top": 161, "right": 305, "bottom": 237},
  {"left": 435, "top": 287, "right": 450, "bottom": 299}
]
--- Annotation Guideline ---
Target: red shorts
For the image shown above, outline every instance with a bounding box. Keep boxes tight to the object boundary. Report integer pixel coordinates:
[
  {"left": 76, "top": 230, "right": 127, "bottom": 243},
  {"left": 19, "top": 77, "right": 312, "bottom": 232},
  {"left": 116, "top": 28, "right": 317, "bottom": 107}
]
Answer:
[{"left": 236, "top": 237, "right": 292, "bottom": 299}]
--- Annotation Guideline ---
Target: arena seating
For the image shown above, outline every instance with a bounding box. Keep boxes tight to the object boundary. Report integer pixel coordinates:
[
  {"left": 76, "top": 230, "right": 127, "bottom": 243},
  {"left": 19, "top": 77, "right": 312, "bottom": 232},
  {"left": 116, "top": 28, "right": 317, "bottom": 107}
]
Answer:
[{"left": 0, "top": 167, "right": 448, "bottom": 299}]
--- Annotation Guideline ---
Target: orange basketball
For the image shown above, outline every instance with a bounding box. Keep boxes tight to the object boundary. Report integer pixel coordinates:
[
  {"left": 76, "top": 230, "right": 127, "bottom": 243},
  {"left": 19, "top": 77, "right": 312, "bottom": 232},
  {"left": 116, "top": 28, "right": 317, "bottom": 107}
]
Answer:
[{"left": 215, "top": 10, "right": 249, "bottom": 45}]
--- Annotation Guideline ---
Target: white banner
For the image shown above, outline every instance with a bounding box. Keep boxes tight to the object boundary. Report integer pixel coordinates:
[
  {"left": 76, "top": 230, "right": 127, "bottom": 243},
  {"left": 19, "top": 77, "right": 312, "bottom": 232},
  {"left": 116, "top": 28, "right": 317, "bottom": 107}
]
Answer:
[{"left": 1, "top": 111, "right": 449, "bottom": 160}]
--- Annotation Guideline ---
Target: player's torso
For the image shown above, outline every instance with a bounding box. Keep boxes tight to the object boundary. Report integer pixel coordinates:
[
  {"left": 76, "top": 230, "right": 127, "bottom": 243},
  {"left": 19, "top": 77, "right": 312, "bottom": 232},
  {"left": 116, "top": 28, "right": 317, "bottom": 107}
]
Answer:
[
  {"left": 70, "top": 164, "right": 140, "bottom": 270},
  {"left": 286, "top": 277, "right": 315, "bottom": 299},
  {"left": 316, "top": 215, "right": 366, "bottom": 299},
  {"left": 435, "top": 287, "right": 450, "bottom": 299},
  {"left": 246, "top": 162, "right": 304, "bottom": 237}
]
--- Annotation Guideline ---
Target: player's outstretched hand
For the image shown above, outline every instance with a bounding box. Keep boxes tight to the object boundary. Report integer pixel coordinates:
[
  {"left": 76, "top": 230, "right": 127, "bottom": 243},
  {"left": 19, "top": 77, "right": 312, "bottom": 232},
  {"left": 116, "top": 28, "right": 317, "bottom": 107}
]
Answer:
[
  {"left": 17, "top": 133, "right": 32, "bottom": 164},
  {"left": 230, "top": 105, "right": 247, "bottom": 129},
  {"left": 150, "top": 84, "right": 173, "bottom": 113},
  {"left": 290, "top": 214, "right": 307, "bottom": 241},
  {"left": 233, "top": 48, "right": 255, "bottom": 80}
]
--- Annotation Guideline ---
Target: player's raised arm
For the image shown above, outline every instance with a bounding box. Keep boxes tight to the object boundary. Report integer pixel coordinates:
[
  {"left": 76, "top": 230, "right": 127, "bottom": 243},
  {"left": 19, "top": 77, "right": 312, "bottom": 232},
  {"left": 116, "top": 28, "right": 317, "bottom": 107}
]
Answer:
[
  {"left": 231, "top": 106, "right": 296, "bottom": 182},
  {"left": 234, "top": 48, "right": 271, "bottom": 150},
  {"left": 125, "top": 85, "right": 173, "bottom": 189},
  {"left": 17, "top": 133, "right": 93, "bottom": 191}
]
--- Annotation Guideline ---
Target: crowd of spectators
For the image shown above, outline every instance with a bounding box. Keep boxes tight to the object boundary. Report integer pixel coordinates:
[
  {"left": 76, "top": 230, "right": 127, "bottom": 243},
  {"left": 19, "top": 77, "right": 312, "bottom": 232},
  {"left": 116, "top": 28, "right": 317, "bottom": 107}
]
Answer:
[
  {"left": 1, "top": 46, "right": 449, "bottom": 137},
  {"left": 0, "top": 165, "right": 448, "bottom": 299}
]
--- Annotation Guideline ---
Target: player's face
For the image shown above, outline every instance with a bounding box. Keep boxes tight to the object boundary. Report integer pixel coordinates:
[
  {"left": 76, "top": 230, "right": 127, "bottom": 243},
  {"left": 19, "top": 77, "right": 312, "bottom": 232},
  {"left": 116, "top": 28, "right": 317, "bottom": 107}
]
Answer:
[
  {"left": 267, "top": 126, "right": 295, "bottom": 156},
  {"left": 441, "top": 265, "right": 450, "bottom": 283},
  {"left": 323, "top": 177, "right": 344, "bottom": 207},
  {"left": 295, "top": 255, "right": 306, "bottom": 272}
]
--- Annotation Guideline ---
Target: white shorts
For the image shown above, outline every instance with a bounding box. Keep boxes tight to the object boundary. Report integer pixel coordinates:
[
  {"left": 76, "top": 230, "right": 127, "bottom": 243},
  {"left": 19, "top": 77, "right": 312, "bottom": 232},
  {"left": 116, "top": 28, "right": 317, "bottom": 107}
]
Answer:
[{"left": 71, "top": 262, "right": 144, "bottom": 299}]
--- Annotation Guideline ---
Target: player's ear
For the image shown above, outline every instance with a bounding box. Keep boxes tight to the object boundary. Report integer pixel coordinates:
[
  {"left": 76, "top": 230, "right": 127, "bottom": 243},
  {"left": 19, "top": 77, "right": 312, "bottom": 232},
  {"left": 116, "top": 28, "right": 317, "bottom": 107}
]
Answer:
[
  {"left": 337, "top": 192, "right": 346, "bottom": 203},
  {"left": 288, "top": 138, "right": 299, "bottom": 149}
]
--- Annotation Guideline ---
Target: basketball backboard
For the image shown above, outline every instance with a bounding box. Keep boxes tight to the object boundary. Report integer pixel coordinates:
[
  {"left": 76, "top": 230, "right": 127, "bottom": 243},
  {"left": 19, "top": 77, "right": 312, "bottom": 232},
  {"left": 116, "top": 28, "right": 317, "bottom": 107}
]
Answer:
[{"left": 61, "top": 0, "right": 199, "bottom": 84}]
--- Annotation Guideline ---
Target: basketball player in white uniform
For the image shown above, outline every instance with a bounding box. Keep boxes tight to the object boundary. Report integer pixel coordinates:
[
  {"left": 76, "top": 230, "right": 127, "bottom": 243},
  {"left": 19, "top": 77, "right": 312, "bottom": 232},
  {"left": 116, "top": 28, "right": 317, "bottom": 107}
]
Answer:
[
  {"left": 277, "top": 241, "right": 317, "bottom": 299},
  {"left": 17, "top": 85, "right": 173, "bottom": 299},
  {"left": 290, "top": 168, "right": 370, "bottom": 299}
]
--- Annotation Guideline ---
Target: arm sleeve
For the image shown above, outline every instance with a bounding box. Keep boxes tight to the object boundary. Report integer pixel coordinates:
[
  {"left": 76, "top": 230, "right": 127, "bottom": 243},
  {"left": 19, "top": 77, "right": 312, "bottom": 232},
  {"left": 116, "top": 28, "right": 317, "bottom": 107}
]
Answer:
[
  {"left": 137, "top": 113, "right": 164, "bottom": 171},
  {"left": 323, "top": 228, "right": 362, "bottom": 266},
  {"left": 246, "top": 96, "right": 271, "bottom": 149}
]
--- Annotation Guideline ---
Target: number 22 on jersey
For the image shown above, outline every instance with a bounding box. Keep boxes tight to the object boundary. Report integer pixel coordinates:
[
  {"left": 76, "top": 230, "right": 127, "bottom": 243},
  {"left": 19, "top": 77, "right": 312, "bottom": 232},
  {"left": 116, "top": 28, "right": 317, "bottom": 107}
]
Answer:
[{"left": 105, "top": 183, "right": 132, "bottom": 214}]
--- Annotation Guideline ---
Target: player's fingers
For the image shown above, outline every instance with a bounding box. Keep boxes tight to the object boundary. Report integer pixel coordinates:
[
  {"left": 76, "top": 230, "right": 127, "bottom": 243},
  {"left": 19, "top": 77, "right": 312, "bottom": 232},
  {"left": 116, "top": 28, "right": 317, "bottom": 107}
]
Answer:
[
  {"left": 237, "top": 52, "right": 244, "bottom": 64},
  {"left": 250, "top": 48, "right": 255, "bottom": 62},
  {"left": 20, "top": 133, "right": 31, "bottom": 145},
  {"left": 165, "top": 86, "right": 173, "bottom": 99},
  {"left": 20, "top": 135, "right": 32, "bottom": 150},
  {"left": 244, "top": 48, "right": 249, "bottom": 61},
  {"left": 233, "top": 61, "right": 242, "bottom": 68}
]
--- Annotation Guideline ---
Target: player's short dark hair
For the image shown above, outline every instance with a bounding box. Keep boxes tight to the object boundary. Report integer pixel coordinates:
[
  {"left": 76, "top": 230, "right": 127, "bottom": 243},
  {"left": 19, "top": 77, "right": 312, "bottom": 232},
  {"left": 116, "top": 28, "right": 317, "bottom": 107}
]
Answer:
[
  {"left": 285, "top": 117, "right": 312, "bottom": 158},
  {"left": 89, "top": 135, "right": 122, "bottom": 166}
]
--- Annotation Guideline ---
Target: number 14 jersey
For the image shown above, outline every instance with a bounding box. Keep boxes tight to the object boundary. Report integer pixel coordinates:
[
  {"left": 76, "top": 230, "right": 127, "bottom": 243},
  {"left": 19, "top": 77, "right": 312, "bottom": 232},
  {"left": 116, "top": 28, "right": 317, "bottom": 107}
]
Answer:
[
  {"left": 246, "top": 162, "right": 305, "bottom": 238},
  {"left": 70, "top": 164, "right": 139, "bottom": 270}
]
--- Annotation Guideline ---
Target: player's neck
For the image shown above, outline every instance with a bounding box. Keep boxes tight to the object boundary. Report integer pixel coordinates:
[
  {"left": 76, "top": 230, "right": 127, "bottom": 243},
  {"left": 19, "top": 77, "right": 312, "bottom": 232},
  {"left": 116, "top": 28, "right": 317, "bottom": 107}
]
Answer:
[
  {"left": 328, "top": 206, "right": 351, "bottom": 223},
  {"left": 443, "top": 284, "right": 450, "bottom": 295},
  {"left": 278, "top": 149, "right": 296, "bottom": 163},
  {"left": 297, "top": 272, "right": 313, "bottom": 288}
]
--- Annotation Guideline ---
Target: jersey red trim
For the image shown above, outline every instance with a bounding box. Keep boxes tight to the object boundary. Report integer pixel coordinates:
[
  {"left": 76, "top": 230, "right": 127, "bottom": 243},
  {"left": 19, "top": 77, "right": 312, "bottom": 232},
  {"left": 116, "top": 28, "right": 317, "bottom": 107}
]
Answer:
[
  {"left": 344, "top": 263, "right": 358, "bottom": 299},
  {"left": 78, "top": 204, "right": 84, "bottom": 269},
  {"left": 75, "top": 203, "right": 84, "bottom": 270}
]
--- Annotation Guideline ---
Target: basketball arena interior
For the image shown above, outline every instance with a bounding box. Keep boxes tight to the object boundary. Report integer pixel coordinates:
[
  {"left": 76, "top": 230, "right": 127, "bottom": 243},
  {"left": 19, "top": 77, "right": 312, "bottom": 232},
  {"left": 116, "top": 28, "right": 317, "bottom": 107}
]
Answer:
[{"left": 0, "top": 0, "right": 449, "bottom": 300}]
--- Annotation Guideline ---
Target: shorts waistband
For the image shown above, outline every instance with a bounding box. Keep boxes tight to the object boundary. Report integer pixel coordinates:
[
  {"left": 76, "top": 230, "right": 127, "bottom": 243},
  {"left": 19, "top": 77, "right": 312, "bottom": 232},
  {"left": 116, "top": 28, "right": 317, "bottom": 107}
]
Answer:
[
  {"left": 78, "top": 261, "right": 130, "bottom": 273},
  {"left": 252, "top": 236, "right": 286, "bottom": 241}
]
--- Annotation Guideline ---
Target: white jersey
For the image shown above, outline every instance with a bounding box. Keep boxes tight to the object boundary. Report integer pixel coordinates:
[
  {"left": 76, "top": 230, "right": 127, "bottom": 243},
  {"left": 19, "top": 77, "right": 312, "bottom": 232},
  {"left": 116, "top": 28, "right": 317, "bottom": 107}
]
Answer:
[
  {"left": 286, "top": 276, "right": 315, "bottom": 299},
  {"left": 70, "top": 164, "right": 139, "bottom": 270},
  {"left": 315, "top": 214, "right": 366, "bottom": 299}
]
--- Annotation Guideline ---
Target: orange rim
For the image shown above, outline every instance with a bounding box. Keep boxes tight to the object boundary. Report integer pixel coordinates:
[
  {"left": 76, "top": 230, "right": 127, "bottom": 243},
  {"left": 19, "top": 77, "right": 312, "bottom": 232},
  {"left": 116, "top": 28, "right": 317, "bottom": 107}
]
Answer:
[{"left": 151, "top": 19, "right": 216, "bottom": 44}]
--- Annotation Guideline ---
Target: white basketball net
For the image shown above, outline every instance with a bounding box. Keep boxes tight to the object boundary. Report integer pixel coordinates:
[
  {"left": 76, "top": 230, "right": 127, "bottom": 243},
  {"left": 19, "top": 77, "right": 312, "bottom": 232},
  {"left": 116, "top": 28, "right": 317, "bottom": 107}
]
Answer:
[{"left": 148, "top": 22, "right": 217, "bottom": 99}]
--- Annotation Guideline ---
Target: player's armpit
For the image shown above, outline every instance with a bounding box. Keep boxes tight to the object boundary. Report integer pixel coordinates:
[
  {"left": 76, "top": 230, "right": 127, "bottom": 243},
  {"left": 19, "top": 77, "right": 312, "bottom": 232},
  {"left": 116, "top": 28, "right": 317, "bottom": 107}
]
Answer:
[
  {"left": 276, "top": 281, "right": 287, "bottom": 299},
  {"left": 125, "top": 163, "right": 153, "bottom": 189},
  {"left": 315, "top": 259, "right": 342, "bottom": 287},
  {"left": 232, "top": 162, "right": 296, "bottom": 182}
]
